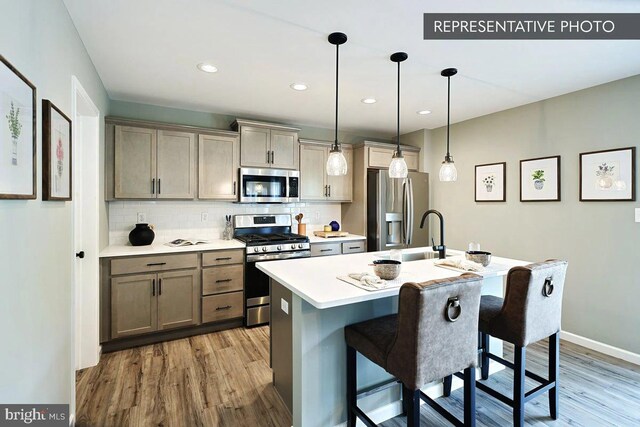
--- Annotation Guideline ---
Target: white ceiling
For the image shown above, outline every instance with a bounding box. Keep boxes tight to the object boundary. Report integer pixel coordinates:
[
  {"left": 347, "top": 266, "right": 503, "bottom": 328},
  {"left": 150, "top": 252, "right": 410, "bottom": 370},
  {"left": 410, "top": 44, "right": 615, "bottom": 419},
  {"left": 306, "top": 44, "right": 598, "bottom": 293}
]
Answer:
[{"left": 64, "top": 0, "right": 640, "bottom": 138}]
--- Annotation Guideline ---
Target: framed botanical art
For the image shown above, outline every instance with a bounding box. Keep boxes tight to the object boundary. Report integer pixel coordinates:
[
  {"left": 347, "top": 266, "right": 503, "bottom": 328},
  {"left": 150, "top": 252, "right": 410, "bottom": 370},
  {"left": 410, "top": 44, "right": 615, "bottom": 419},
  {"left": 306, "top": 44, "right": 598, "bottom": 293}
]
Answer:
[
  {"left": 42, "top": 100, "right": 72, "bottom": 201},
  {"left": 0, "top": 55, "right": 36, "bottom": 199},
  {"left": 580, "top": 147, "right": 636, "bottom": 202},
  {"left": 475, "top": 162, "right": 506, "bottom": 202},
  {"left": 520, "top": 156, "right": 561, "bottom": 202}
]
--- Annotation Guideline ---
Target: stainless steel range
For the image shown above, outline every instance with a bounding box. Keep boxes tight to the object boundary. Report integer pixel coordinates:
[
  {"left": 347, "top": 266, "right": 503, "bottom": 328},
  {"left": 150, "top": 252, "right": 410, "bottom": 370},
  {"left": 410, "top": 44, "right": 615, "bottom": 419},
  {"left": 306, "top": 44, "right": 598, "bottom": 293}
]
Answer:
[{"left": 234, "top": 214, "right": 310, "bottom": 327}]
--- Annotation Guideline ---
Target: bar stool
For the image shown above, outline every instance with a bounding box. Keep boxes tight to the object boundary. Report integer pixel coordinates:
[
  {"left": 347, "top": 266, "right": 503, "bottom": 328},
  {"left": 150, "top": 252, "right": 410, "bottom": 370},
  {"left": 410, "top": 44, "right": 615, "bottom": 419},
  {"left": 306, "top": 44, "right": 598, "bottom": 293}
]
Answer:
[
  {"left": 344, "top": 273, "right": 483, "bottom": 427},
  {"left": 447, "top": 260, "right": 568, "bottom": 427}
]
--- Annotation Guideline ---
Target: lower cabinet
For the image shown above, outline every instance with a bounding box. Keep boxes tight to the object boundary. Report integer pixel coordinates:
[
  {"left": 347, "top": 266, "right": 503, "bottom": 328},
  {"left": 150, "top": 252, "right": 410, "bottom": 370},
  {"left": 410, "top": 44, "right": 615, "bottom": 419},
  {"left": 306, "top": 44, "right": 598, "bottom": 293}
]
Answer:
[
  {"left": 310, "top": 239, "right": 366, "bottom": 257},
  {"left": 111, "top": 269, "right": 199, "bottom": 339},
  {"left": 202, "top": 292, "right": 244, "bottom": 323}
]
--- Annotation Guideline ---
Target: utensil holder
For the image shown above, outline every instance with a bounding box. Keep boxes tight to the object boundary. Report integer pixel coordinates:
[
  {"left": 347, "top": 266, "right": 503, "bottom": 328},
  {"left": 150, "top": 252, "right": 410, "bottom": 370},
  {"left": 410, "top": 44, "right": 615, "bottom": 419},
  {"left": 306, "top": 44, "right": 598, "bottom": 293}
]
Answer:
[{"left": 297, "top": 223, "right": 307, "bottom": 236}]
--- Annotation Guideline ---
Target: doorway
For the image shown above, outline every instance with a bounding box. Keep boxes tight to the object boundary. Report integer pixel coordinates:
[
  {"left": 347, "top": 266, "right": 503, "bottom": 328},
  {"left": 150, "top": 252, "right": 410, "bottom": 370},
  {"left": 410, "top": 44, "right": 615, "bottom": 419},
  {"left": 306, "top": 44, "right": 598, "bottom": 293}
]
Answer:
[{"left": 71, "top": 76, "right": 101, "bottom": 374}]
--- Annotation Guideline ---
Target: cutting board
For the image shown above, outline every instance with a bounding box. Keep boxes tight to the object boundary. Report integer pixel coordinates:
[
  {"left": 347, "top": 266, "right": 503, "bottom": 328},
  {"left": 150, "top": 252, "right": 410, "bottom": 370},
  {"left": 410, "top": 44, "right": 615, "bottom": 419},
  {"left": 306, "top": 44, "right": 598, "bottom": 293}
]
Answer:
[{"left": 313, "top": 231, "right": 349, "bottom": 238}]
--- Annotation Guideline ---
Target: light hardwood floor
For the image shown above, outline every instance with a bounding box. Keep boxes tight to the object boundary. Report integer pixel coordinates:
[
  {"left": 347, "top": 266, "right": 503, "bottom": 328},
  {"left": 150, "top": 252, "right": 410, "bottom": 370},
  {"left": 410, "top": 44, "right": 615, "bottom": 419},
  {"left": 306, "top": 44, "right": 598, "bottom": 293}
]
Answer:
[{"left": 77, "top": 328, "right": 640, "bottom": 427}]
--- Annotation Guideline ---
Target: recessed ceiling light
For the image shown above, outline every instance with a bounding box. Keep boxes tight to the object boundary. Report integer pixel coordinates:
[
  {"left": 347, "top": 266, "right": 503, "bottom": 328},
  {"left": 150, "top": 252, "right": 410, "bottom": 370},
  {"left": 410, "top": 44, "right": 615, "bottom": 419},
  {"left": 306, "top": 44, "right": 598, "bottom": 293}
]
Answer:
[
  {"left": 290, "top": 83, "right": 308, "bottom": 91},
  {"left": 417, "top": 110, "right": 431, "bottom": 115},
  {"left": 361, "top": 98, "right": 377, "bottom": 104},
  {"left": 197, "top": 63, "right": 218, "bottom": 73}
]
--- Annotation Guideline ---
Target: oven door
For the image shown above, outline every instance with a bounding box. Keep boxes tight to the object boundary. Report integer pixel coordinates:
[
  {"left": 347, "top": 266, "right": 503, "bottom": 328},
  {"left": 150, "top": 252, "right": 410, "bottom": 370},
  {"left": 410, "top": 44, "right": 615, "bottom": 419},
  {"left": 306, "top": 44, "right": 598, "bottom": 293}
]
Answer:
[{"left": 239, "top": 168, "right": 289, "bottom": 203}]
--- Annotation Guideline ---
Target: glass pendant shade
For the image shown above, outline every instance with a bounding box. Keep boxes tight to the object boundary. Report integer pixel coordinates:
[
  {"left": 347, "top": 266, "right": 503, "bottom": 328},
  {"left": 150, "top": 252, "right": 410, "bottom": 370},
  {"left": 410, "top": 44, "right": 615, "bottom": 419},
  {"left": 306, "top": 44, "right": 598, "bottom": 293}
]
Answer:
[
  {"left": 439, "top": 159, "right": 458, "bottom": 182},
  {"left": 326, "top": 147, "right": 348, "bottom": 176},
  {"left": 389, "top": 152, "right": 408, "bottom": 178}
]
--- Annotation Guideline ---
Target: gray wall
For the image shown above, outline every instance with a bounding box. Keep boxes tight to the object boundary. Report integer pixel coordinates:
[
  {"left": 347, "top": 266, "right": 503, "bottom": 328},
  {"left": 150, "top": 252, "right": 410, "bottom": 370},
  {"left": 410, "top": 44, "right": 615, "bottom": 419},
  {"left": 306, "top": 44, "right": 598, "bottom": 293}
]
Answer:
[
  {"left": 110, "top": 99, "right": 390, "bottom": 144},
  {"left": 0, "top": 0, "right": 109, "bottom": 410},
  {"left": 424, "top": 75, "right": 640, "bottom": 353}
]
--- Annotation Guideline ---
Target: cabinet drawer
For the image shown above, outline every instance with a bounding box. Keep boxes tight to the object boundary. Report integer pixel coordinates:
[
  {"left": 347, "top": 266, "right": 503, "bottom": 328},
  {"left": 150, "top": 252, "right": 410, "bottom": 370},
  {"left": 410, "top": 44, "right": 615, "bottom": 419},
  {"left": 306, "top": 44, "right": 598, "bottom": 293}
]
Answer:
[
  {"left": 342, "top": 241, "right": 366, "bottom": 254},
  {"left": 311, "top": 243, "right": 341, "bottom": 257},
  {"left": 202, "top": 249, "right": 244, "bottom": 267},
  {"left": 202, "top": 265, "right": 243, "bottom": 296},
  {"left": 202, "top": 291, "right": 244, "bottom": 323},
  {"left": 111, "top": 253, "right": 198, "bottom": 275}
]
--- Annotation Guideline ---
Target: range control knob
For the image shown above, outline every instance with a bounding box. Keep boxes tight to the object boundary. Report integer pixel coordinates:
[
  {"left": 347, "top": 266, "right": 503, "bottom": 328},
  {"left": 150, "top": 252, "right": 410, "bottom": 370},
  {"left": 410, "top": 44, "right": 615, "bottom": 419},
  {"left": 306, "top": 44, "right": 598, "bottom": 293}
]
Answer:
[
  {"left": 291, "top": 244, "right": 296, "bottom": 249},
  {"left": 298, "top": 243, "right": 303, "bottom": 249},
  {"left": 277, "top": 245, "right": 282, "bottom": 251},
  {"left": 262, "top": 247, "right": 267, "bottom": 252},
  {"left": 253, "top": 247, "right": 259, "bottom": 253}
]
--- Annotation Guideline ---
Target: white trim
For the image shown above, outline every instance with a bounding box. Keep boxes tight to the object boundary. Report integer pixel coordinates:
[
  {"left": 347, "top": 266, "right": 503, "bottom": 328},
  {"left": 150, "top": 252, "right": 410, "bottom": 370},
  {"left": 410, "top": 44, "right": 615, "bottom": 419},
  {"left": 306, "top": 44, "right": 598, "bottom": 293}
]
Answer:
[{"left": 561, "top": 331, "right": 640, "bottom": 366}]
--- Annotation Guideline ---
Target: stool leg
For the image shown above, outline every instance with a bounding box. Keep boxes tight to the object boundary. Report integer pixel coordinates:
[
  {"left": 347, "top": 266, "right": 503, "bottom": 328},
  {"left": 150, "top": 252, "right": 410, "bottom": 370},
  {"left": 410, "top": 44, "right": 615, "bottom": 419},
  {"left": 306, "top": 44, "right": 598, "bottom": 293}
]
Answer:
[
  {"left": 346, "top": 346, "right": 357, "bottom": 427},
  {"left": 549, "top": 332, "right": 560, "bottom": 419},
  {"left": 463, "top": 366, "right": 476, "bottom": 427},
  {"left": 480, "top": 332, "right": 490, "bottom": 380},
  {"left": 443, "top": 375, "right": 452, "bottom": 397},
  {"left": 513, "top": 346, "right": 526, "bottom": 427},
  {"left": 402, "top": 386, "right": 420, "bottom": 427}
]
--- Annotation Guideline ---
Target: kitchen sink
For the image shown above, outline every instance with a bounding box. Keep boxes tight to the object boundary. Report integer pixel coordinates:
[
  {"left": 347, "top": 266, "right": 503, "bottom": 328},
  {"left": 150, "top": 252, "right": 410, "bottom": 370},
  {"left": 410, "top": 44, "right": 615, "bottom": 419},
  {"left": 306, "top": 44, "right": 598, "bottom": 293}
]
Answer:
[{"left": 378, "top": 251, "right": 454, "bottom": 262}]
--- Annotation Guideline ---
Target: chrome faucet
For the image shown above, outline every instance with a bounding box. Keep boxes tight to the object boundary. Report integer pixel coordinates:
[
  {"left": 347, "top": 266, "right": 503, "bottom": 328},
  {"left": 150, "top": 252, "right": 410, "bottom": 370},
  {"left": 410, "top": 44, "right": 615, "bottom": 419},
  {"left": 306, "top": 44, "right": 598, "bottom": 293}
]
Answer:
[{"left": 419, "top": 209, "right": 446, "bottom": 259}]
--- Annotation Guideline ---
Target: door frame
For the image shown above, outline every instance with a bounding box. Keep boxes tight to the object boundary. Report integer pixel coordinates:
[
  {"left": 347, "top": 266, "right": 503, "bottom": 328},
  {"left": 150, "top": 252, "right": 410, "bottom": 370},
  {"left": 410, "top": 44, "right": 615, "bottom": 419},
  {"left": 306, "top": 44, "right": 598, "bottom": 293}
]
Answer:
[{"left": 71, "top": 76, "right": 101, "bottom": 375}]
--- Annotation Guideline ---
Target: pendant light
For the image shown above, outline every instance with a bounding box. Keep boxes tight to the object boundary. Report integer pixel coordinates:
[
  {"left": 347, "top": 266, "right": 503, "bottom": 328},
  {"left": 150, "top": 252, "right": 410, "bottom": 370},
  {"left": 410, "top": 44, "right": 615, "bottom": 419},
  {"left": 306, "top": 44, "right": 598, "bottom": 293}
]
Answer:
[
  {"left": 326, "top": 32, "right": 348, "bottom": 176},
  {"left": 439, "top": 68, "right": 458, "bottom": 182},
  {"left": 388, "top": 52, "right": 409, "bottom": 178}
]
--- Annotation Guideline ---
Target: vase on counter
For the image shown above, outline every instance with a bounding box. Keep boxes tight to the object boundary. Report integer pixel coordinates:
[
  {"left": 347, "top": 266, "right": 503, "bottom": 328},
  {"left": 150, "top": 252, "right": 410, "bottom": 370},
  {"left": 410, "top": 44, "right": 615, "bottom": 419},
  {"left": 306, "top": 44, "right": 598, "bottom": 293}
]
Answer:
[{"left": 129, "top": 223, "right": 155, "bottom": 246}]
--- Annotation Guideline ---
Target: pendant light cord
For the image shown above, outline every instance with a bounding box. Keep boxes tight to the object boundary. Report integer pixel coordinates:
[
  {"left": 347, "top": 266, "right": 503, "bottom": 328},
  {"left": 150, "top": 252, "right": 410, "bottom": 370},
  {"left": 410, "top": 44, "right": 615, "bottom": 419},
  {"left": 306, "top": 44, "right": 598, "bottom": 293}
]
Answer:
[
  {"left": 334, "top": 43, "right": 339, "bottom": 151},
  {"left": 396, "top": 60, "right": 401, "bottom": 155},
  {"left": 446, "top": 75, "right": 451, "bottom": 158}
]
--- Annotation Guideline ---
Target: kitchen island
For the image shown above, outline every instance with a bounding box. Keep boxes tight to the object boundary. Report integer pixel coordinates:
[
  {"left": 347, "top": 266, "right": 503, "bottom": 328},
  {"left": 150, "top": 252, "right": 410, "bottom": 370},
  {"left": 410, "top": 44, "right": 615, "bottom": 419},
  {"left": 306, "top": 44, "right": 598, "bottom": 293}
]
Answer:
[{"left": 257, "top": 247, "right": 529, "bottom": 427}]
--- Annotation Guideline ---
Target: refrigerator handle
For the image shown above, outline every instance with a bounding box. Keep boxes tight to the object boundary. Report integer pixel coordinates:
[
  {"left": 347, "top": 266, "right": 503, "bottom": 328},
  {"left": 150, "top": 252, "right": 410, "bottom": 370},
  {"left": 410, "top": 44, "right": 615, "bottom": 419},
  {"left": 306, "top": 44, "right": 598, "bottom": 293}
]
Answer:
[
  {"left": 407, "top": 178, "right": 414, "bottom": 245},
  {"left": 402, "top": 180, "right": 408, "bottom": 245}
]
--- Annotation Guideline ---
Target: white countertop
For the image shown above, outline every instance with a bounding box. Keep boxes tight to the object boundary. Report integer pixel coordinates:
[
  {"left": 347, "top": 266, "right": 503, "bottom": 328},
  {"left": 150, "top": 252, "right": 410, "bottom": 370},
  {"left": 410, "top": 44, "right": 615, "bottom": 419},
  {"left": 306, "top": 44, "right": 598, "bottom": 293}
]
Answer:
[
  {"left": 308, "top": 234, "right": 366, "bottom": 244},
  {"left": 257, "top": 247, "right": 530, "bottom": 309},
  {"left": 99, "top": 239, "right": 245, "bottom": 258}
]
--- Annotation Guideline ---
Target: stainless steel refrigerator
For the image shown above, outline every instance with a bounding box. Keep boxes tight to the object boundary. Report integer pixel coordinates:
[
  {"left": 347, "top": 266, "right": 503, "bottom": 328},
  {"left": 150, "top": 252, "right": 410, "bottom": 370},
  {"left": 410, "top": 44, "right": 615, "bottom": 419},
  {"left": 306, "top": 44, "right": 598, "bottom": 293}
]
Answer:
[{"left": 366, "top": 169, "right": 429, "bottom": 251}]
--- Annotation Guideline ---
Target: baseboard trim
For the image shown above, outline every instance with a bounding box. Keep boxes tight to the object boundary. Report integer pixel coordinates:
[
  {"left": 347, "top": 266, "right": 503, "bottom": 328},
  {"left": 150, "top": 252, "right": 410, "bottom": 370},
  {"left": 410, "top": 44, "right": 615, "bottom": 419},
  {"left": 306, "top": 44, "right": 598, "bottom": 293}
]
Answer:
[{"left": 561, "top": 330, "right": 640, "bottom": 366}]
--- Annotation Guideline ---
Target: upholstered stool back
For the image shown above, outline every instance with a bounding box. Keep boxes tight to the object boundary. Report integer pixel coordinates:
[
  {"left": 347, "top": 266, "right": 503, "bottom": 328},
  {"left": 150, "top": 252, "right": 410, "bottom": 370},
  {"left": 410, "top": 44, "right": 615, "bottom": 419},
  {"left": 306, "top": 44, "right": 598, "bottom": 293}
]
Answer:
[
  {"left": 386, "top": 273, "right": 483, "bottom": 390},
  {"left": 490, "top": 260, "right": 568, "bottom": 347}
]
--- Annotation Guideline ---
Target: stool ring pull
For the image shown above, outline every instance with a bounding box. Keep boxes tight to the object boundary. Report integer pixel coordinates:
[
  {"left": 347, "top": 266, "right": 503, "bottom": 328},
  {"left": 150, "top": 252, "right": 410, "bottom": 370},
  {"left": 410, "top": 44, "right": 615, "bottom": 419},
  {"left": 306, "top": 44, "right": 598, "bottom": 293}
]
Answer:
[
  {"left": 543, "top": 277, "right": 554, "bottom": 297},
  {"left": 445, "top": 296, "right": 461, "bottom": 322}
]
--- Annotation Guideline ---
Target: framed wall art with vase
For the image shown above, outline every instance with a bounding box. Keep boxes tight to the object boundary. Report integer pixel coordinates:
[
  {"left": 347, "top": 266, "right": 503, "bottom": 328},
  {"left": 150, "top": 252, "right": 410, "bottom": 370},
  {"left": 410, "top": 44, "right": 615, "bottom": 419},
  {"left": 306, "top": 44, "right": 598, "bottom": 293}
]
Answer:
[
  {"left": 520, "top": 155, "right": 561, "bottom": 202},
  {"left": 0, "top": 55, "right": 36, "bottom": 199},
  {"left": 475, "top": 162, "right": 506, "bottom": 202},
  {"left": 580, "top": 147, "right": 635, "bottom": 202},
  {"left": 42, "top": 100, "right": 72, "bottom": 201}
]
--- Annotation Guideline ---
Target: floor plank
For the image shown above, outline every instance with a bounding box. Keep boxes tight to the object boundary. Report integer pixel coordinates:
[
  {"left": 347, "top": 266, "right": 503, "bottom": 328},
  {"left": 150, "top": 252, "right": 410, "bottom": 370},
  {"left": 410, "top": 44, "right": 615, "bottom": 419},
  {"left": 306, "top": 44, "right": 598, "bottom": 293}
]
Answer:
[{"left": 77, "top": 328, "right": 640, "bottom": 426}]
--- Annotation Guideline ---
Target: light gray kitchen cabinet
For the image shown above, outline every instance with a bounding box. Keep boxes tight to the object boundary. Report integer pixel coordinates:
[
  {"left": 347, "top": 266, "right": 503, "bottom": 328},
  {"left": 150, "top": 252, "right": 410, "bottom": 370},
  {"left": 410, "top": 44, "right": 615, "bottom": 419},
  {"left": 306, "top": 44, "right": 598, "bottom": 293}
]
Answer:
[
  {"left": 157, "top": 269, "right": 199, "bottom": 331},
  {"left": 299, "top": 139, "right": 353, "bottom": 202},
  {"left": 198, "top": 133, "right": 239, "bottom": 199},
  {"left": 310, "top": 239, "right": 366, "bottom": 257},
  {"left": 233, "top": 119, "right": 300, "bottom": 170},
  {"left": 111, "top": 273, "right": 158, "bottom": 338},
  {"left": 114, "top": 126, "right": 156, "bottom": 199},
  {"left": 113, "top": 125, "right": 196, "bottom": 199},
  {"left": 367, "top": 146, "right": 419, "bottom": 171},
  {"left": 156, "top": 130, "right": 196, "bottom": 199}
]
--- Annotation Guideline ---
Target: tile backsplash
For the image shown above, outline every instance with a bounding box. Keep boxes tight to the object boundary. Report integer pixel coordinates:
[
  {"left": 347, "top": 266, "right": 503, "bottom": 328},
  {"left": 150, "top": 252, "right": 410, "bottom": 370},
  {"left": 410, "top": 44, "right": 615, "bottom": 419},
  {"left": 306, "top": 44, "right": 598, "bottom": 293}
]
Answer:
[{"left": 108, "top": 201, "right": 342, "bottom": 245}]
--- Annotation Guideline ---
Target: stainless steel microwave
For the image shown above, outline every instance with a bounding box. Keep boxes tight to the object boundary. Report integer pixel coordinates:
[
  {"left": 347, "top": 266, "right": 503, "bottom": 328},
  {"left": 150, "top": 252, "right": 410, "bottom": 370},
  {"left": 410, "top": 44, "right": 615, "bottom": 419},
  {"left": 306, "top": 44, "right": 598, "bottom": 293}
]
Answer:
[{"left": 238, "top": 168, "right": 300, "bottom": 203}]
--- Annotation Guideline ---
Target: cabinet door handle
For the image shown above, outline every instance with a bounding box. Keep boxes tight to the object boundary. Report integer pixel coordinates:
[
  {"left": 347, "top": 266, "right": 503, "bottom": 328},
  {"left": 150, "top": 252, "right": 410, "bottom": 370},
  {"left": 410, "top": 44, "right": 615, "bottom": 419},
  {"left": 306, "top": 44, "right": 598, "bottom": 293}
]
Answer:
[
  {"left": 267, "top": 150, "right": 270, "bottom": 164},
  {"left": 320, "top": 249, "right": 333, "bottom": 252},
  {"left": 215, "top": 257, "right": 232, "bottom": 261},
  {"left": 216, "top": 305, "right": 232, "bottom": 311},
  {"left": 328, "top": 185, "right": 331, "bottom": 197},
  {"left": 146, "top": 262, "right": 167, "bottom": 266},
  {"left": 152, "top": 178, "right": 155, "bottom": 194},
  {"left": 271, "top": 151, "right": 274, "bottom": 164},
  {"left": 215, "top": 279, "right": 232, "bottom": 283},
  {"left": 158, "top": 278, "right": 162, "bottom": 295},
  {"left": 233, "top": 181, "right": 236, "bottom": 195},
  {"left": 349, "top": 246, "right": 361, "bottom": 250},
  {"left": 324, "top": 185, "right": 327, "bottom": 197},
  {"left": 152, "top": 279, "right": 156, "bottom": 296},
  {"left": 158, "top": 178, "right": 161, "bottom": 195}
]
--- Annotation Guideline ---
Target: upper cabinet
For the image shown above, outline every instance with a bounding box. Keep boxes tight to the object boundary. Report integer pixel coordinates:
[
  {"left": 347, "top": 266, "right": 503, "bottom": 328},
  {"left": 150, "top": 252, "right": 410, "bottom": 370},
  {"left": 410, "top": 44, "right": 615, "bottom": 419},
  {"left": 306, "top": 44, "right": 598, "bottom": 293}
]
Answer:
[
  {"left": 233, "top": 119, "right": 300, "bottom": 170},
  {"left": 367, "top": 145, "right": 419, "bottom": 171},
  {"left": 299, "top": 139, "right": 353, "bottom": 202},
  {"left": 198, "top": 133, "right": 239, "bottom": 200},
  {"left": 106, "top": 118, "right": 240, "bottom": 200}
]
